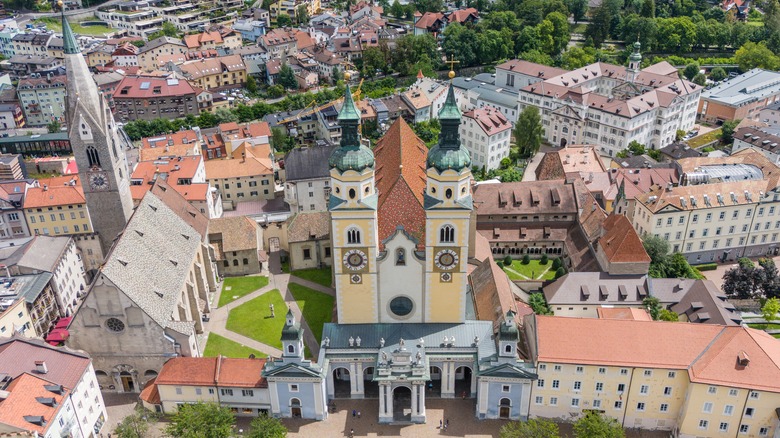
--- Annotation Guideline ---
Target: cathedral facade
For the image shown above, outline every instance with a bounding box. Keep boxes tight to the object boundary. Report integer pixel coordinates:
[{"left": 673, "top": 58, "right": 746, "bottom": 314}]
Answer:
[{"left": 266, "top": 78, "right": 537, "bottom": 423}]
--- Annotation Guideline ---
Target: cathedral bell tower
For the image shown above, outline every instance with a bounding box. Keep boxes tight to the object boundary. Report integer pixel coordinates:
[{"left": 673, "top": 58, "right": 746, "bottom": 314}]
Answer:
[
  {"left": 62, "top": 4, "right": 134, "bottom": 255},
  {"left": 627, "top": 41, "right": 642, "bottom": 83},
  {"left": 423, "top": 72, "right": 472, "bottom": 323},
  {"left": 328, "top": 76, "right": 379, "bottom": 324}
]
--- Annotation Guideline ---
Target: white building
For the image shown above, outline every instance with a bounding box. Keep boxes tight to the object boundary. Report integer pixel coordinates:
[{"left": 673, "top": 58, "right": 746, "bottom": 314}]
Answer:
[
  {"left": 513, "top": 43, "right": 701, "bottom": 156},
  {"left": 0, "top": 337, "right": 107, "bottom": 437},
  {"left": 460, "top": 107, "right": 512, "bottom": 171},
  {"left": 631, "top": 150, "right": 780, "bottom": 264},
  {"left": 283, "top": 144, "right": 335, "bottom": 213},
  {"left": 759, "top": 102, "right": 780, "bottom": 127}
]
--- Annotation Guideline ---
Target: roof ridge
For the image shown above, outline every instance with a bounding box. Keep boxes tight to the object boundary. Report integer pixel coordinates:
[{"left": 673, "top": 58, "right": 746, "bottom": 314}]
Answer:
[{"left": 688, "top": 326, "right": 733, "bottom": 375}]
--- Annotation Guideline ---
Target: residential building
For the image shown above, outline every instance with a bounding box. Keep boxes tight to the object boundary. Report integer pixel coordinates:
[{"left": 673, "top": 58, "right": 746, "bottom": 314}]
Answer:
[
  {"left": 177, "top": 55, "right": 246, "bottom": 91},
  {"left": 631, "top": 150, "right": 780, "bottom": 263},
  {"left": 94, "top": 2, "right": 164, "bottom": 38},
  {"left": 758, "top": 101, "right": 780, "bottom": 127},
  {"left": 17, "top": 74, "right": 66, "bottom": 127},
  {"left": 609, "top": 166, "right": 679, "bottom": 220},
  {"left": 699, "top": 69, "right": 780, "bottom": 124},
  {"left": 23, "top": 176, "right": 93, "bottom": 237},
  {"left": 93, "top": 71, "right": 125, "bottom": 109},
  {"left": 0, "top": 272, "right": 58, "bottom": 337},
  {"left": 139, "top": 128, "right": 203, "bottom": 161},
  {"left": 0, "top": 102, "right": 23, "bottom": 130},
  {"left": 110, "top": 41, "right": 139, "bottom": 67},
  {"left": 658, "top": 143, "right": 702, "bottom": 161},
  {"left": 259, "top": 28, "right": 314, "bottom": 61},
  {"left": 0, "top": 179, "right": 35, "bottom": 239},
  {"left": 0, "top": 337, "right": 107, "bottom": 437},
  {"left": 233, "top": 45, "right": 268, "bottom": 79},
  {"left": 137, "top": 36, "right": 187, "bottom": 72},
  {"left": 452, "top": 76, "right": 520, "bottom": 125},
  {"left": 461, "top": 107, "right": 511, "bottom": 171},
  {"left": 0, "top": 18, "right": 19, "bottom": 58},
  {"left": 204, "top": 143, "right": 275, "bottom": 207},
  {"left": 515, "top": 44, "right": 700, "bottom": 155},
  {"left": 208, "top": 216, "right": 264, "bottom": 276},
  {"left": 183, "top": 29, "right": 241, "bottom": 53},
  {"left": 113, "top": 75, "right": 199, "bottom": 122},
  {"left": 495, "top": 59, "right": 567, "bottom": 92},
  {"left": 286, "top": 211, "right": 330, "bottom": 271},
  {"left": 731, "top": 125, "right": 780, "bottom": 164},
  {"left": 412, "top": 8, "right": 478, "bottom": 35},
  {"left": 593, "top": 213, "right": 651, "bottom": 275},
  {"left": 12, "top": 32, "right": 53, "bottom": 56},
  {"left": 141, "top": 356, "right": 270, "bottom": 415},
  {"left": 284, "top": 143, "right": 336, "bottom": 212},
  {"left": 268, "top": 0, "right": 321, "bottom": 22},
  {"left": 0, "top": 295, "right": 35, "bottom": 337},
  {"left": 525, "top": 315, "right": 780, "bottom": 436},
  {"left": 10, "top": 235, "right": 87, "bottom": 317},
  {"left": 85, "top": 44, "right": 114, "bottom": 67},
  {"left": 7, "top": 55, "right": 62, "bottom": 77},
  {"left": 0, "top": 154, "right": 26, "bottom": 180},
  {"left": 216, "top": 121, "right": 272, "bottom": 157},
  {"left": 233, "top": 18, "right": 267, "bottom": 43},
  {"left": 67, "top": 180, "right": 218, "bottom": 393}
]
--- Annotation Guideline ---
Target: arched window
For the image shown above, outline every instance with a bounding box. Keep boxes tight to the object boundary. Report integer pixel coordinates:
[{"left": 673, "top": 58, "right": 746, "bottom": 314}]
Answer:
[
  {"left": 347, "top": 228, "right": 361, "bottom": 244},
  {"left": 504, "top": 344, "right": 512, "bottom": 354},
  {"left": 440, "top": 225, "right": 455, "bottom": 243},
  {"left": 395, "top": 248, "right": 405, "bottom": 266},
  {"left": 242, "top": 258, "right": 248, "bottom": 265},
  {"left": 232, "top": 259, "right": 239, "bottom": 266},
  {"left": 287, "top": 344, "right": 295, "bottom": 354},
  {"left": 86, "top": 146, "right": 100, "bottom": 168}
]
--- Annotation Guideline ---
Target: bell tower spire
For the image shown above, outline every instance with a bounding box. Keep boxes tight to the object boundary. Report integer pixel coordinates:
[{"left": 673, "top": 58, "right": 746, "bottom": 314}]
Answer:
[{"left": 62, "top": 0, "right": 134, "bottom": 256}]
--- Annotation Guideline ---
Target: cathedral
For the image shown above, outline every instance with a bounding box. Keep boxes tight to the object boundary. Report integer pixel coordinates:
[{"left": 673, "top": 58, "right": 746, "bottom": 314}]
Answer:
[{"left": 264, "top": 77, "right": 537, "bottom": 422}]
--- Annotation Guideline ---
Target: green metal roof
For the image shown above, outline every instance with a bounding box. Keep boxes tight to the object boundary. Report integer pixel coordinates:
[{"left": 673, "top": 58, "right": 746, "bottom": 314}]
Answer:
[
  {"left": 337, "top": 83, "right": 360, "bottom": 122},
  {"left": 427, "top": 144, "right": 471, "bottom": 173},
  {"left": 328, "top": 145, "right": 375, "bottom": 173},
  {"left": 438, "top": 85, "right": 461, "bottom": 120},
  {"left": 61, "top": 12, "right": 79, "bottom": 55},
  {"left": 629, "top": 41, "right": 642, "bottom": 62}
]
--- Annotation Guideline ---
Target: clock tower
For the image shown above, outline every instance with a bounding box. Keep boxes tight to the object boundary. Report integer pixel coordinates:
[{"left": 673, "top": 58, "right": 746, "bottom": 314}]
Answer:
[
  {"left": 423, "top": 77, "right": 472, "bottom": 323},
  {"left": 328, "top": 78, "right": 379, "bottom": 324},
  {"left": 61, "top": 9, "right": 134, "bottom": 255}
]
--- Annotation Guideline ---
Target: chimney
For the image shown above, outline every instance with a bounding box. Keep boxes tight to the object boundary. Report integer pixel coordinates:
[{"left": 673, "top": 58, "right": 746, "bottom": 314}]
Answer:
[
  {"left": 43, "top": 184, "right": 48, "bottom": 191},
  {"left": 241, "top": 152, "right": 246, "bottom": 163},
  {"left": 35, "top": 361, "right": 48, "bottom": 374}
]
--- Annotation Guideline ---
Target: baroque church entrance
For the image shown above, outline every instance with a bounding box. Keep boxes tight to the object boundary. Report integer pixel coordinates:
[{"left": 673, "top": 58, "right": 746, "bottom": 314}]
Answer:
[
  {"left": 332, "top": 368, "right": 351, "bottom": 398},
  {"left": 363, "top": 367, "right": 378, "bottom": 397},
  {"left": 120, "top": 371, "right": 134, "bottom": 392},
  {"left": 392, "top": 386, "right": 412, "bottom": 422},
  {"left": 499, "top": 398, "right": 511, "bottom": 419},
  {"left": 455, "top": 366, "right": 473, "bottom": 398}
]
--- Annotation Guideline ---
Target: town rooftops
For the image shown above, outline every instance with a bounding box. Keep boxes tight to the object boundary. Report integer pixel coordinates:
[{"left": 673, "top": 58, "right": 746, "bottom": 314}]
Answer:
[
  {"left": 734, "top": 125, "right": 780, "bottom": 154},
  {"left": 495, "top": 60, "right": 567, "bottom": 79},
  {"left": 462, "top": 107, "right": 511, "bottom": 136},
  {"left": 596, "top": 214, "right": 651, "bottom": 264},
  {"left": 15, "top": 235, "right": 74, "bottom": 273},
  {"left": 287, "top": 211, "right": 330, "bottom": 243},
  {"left": 155, "top": 356, "right": 268, "bottom": 388},
  {"left": 207, "top": 216, "right": 259, "bottom": 252},
  {"left": 472, "top": 180, "right": 578, "bottom": 216},
  {"left": 131, "top": 155, "right": 202, "bottom": 186},
  {"left": 0, "top": 337, "right": 90, "bottom": 389},
  {"left": 23, "top": 177, "right": 84, "bottom": 209},
  {"left": 596, "top": 307, "right": 652, "bottom": 321},
  {"left": 0, "top": 372, "right": 69, "bottom": 435},
  {"left": 179, "top": 55, "right": 245, "bottom": 79},
  {"left": 702, "top": 68, "right": 780, "bottom": 107},
  {"left": 113, "top": 75, "right": 196, "bottom": 99},
  {"left": 203, "top": 148, "right": 273, "bottom": 180},
  {"left": 183, "top": 31, "right": 223, "bottom": 49},
  {"left": 284, "top": 144, "right": 338, "bottom": 182}
]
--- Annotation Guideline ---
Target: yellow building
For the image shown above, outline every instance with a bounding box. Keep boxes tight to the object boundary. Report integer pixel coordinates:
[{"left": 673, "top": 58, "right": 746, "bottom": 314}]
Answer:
[
  {"left": 269, "top": 0, "right": 321, "bottom": 21},
  {"left": 178, "top": 55, "right": 246, "bottom": 91},
  {"left": 526, "top": 315, "right": 780, "bottom": 437},
  {"left": 204, "top": 142, "right": 275, "bottom": 207},
  {"left": 0, "top": 299, "right": 36, "bottom": 338},
  {"left": 23, "top": 176, "right": 93, "bottom": 236}
]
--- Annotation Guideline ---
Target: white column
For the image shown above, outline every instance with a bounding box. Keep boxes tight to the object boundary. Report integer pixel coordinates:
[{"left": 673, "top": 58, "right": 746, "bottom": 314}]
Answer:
[
  {"left": 379, "top": 385, "right": 386, "bottom": 415},
  {"left": 356, "top": 362, "right": 364, "bottom": 396},
  {"left": 411, "top": 384, "right": 418, "bottom": 415},
  {"left": 327, "top": 368, "right": 334, "bottom": 398},
  {"left": 387, "top": 386, "right": 394, "bottom": 415},
  {"left": 418, "top": 384, "right": 425, "bottom": 415},
  {"left": 349, "top": 363, "right": 358, "bottom": 396}
]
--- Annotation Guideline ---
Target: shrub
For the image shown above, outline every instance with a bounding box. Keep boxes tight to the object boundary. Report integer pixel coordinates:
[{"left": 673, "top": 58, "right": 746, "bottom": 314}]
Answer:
[
  {"left": 522, "top": 254, "right": 530, "bottom": 265},
  {"left": 540, "top": 254, "right": 549, "bottom": 265},
  {"left": 693, "top": 263, "right": 718, "bottom": 271},
  {"left": 554, "top": 267, "right": 567, "bottom": 279},
  {"left": 552, "top": 258, "right": 562, "bottom": 270},
  {"left": 503, "top": 255, "right": 513, "bottom": 267}
]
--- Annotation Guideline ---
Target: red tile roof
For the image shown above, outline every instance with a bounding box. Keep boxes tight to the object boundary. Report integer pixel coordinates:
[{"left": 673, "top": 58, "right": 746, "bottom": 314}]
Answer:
[
  {"left": 463, "top": 107, "right": 511, "bottom": 136},
  {"left": 216, "top": 357, "right": 268, "bottom": 388},
  {"left": 23, "top": 178, "right": 84, "bottom": 209},
  {"left": 140, "top": 377, "right": 161, "bottom": 405},
  {"left": 596, "top": 213, "right": 650, "bottom": 264},
  {"left": 596, "top": 307, "right": 652, "bottom": 321},
  {"left": 373, "top": 118, "right": 428, "bottom": 248},
  {"left": 0, "top": 337, "right": 90, "bottom": 389},
  {"left": 113, "top": 75, "right": 197, "bottom": 99},
  {"left": 154, "top": 356, "right": 268, "bottom": 388},
  {"left": 184, "top": 31, "right": 224, "bottom": 49},
  {"left": 0, "top": 373, "right": 69, "bottom": 435}
]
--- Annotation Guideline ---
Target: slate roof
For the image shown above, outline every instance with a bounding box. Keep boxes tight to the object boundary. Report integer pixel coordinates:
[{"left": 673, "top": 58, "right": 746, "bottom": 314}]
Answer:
[
  {"left": 100, "top": 186, "right": 203, "bottom": 336},
  {"left": 140, "top": 36, "right": 185, "bottom": 54},
  {"left": 150, "top": 179, "right": 209, "bottom": 239},
  {"left": 670, "top": 280, "right": 742, "bottom": 326},
  {"left": 0, "top": 337, "right": 90, "bottom": 388},
  {"left": 284, "top": 144, "right": 338, "bottom": 182},
  {"left": 373, "top": 118, "right": 428, "bottom": 249},
  {"left": 15, "top": 235, "right": 73, "bottom": 273},
  {"left": 287, "top": 212, "right": 330, "bottom": 243}
]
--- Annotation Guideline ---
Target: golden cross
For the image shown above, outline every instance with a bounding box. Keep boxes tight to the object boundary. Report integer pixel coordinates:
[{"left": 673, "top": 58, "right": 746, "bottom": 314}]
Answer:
[{"left": 445, "top": 55, "right": 460, "bottom": 73}]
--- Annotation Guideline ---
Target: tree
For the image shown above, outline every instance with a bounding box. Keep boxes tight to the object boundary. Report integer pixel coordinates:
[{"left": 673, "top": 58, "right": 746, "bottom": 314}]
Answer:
[
  {"left": 722, "top": 258, "right": 759, "bottom": 299},
  {"left": 522, "top": 254, "right": 530, "bottom": 264},
  {"left": 573, "top": 411, "right": 626, "bottom": 438},
  {"left": 295, "top": 4, "right": 309, "bottom": 24},
  {"left": 734, "top": 42, "right": 780, "bottom": 72},
  {"left": 246, "top": 414, "right": 287, "bottom": 438},
  {"left": 554, "top": 267, "right": 567, "bottom": 279},
  {"left": 115, "top": 407, "right": 157, "bottom": 438},
  {"left": 658, "top": 309, "right": 679, "bottom": 321},
  {"left": 166, "top": 403, "right": 235, "bottom": 438},
  {"left": 149, "top": 21, "right": 178, "bottom": 39},
  {"left": 515, "top": 106, "right": 543, "bottom": 158},
  {"left": 642, "top": 234, "right": 670, "bottom": 266},
  {"left": 390, "top": 0, "right": 404, "bottom": 18},
  {"left": 709, "top": 67, "right": 728, "bottom": 82},
  {"left": 692, "top": 73, "right": 707, "bottom": 86},
  {"left": 528, "top": 293, "right": 553, "bottom": 315},
  {"left": 540, "top": 12, "right": 570, "bottom": 57},
  {"left": 361, "top": 47, "right": 388, "bottom": 78},
  {"left": 640, "top": 0, "right": 655, "bottom": 17},
  {"left": 683, "top": 62, "right": 700, "bottom": 81},
  {"left": 278, "top": 64, "right": 297, "bottom": 90},
  {"left": 552, "top": 257, "right": 562, "bottom": 270},
  {"left": 758, "top": 258, "right": 780, "bottom": 299},
  {"left": 561, "top": 46, "right": 596, "bottom": 70},
  {"left": 540, "top": 253, "right": 549, "bottom": 265},
  {"left": 214, "top": 107, "right": 238, "bottom": 123},
  {"left": 585, "top": 1, "right": 613, "bottom": 47},
  {"left": 627, "top": 140, "right": 645, "bottom": 155},
  {"left": 276, "top": 13, "right": 292, "bottom": 27},
  {"left": 503, "top": 255, "right": 513, "bottom": 266},
  {"left": 47, "top": 120, "right": 61, "bottom": 133},
  {"left": 675, "top": 129, "right": 687, "bottom": 141},
  {"left": 721, "top": 119, "right": 740, "bottom": 144},
  {"left": 245, "top": 75, "right": 258, "bottom": 95},
  {"left": 267, "top": 84, "right": 284, "bottom": 98},
  {"left": 643, "top": 295, "right": 662, "bottom": 320},
  {"left": 763, "top": 297, "right": 780, "bottom": 322},
  {"left": 271, "top": 127, "right": 290, "bottom": 153},
  {"left": 500, "top": 418, "right": 559, "bottom": 438},
  {"left": 664, "top": 253, "right": 700, "bottom": 279},
  {"left": 332, "top": 67, "right": 343, "bottom": 84},
  {"left": 567, "top": 0, "right": 588, "bottom": 22}
]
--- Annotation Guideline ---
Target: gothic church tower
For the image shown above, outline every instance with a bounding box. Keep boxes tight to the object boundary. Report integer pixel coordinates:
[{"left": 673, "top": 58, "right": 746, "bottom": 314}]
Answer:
[
  {"left": 328, "top": 78, "right": 379, "bottom": 323},
  {"left": 62, "top": 8, "right": 134, "bottom": 255},
  {"left": 423, "top": 77, "right": 472, "bottom": 323}
]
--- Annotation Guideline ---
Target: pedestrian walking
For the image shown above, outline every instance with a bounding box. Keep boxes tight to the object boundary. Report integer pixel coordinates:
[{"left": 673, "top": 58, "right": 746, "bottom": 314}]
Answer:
[
  {"left": 350, "top": 428, "right": 354, "bottom": 438},
  {"left": 446, "top": 419, "right": 450, "bottom": 428},
  {"left": 352, "top": 409, "right": 356, "bottom": 418},
  {"left": 439, "top": 419, "right": 442, "bottom": 428},
  {"left": 357, "top": 410, "right": 361, "bottom": 419}
]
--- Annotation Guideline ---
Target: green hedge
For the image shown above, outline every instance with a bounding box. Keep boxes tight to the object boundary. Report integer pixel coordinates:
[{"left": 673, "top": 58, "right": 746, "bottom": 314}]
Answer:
[{"left": 693, "top": 263, "right": 718, "bottom": 271}]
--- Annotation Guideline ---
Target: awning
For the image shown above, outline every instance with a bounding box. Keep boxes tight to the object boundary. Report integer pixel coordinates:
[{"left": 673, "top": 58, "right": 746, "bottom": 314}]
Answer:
[
  {"left": 46, "top": 328, "right": 69, "bottom": 343},
  {"left": 54, "top": 316, "right": 72, "bottom": 330}
]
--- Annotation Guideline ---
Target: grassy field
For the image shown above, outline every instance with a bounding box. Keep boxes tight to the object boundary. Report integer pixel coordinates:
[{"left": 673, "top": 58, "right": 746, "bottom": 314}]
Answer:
[
  {"left": 570, "top": 23, "right": 587, "bottom": 33},
  {"left": 226, "top": 290, "right": 287, "bottom": 349},
  {"left": 218, "top": 276, "right": 269, "bottom": 307},
  {"left": 291, "top": 267, "right": 332, "bottom": 287},
  {"left": 687, "top": 129, "right": 722, "bottom": 148},
  {"left": 34, "top": 18, "right": 116, "bottom": 35},
  {"left": 503, "top": 259, "right": 557, "bottom": 281},
  {"left": 203, "top": 333, "right": 266, "bottom": 358},
  {"left": 289, "top": 283, "right": 334, "bottom": 343}
]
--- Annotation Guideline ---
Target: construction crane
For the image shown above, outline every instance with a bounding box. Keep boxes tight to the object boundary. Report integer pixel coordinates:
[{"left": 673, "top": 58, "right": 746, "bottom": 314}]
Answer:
[{"left": 278, "top": 78, "right": 364, "bottom": 127}]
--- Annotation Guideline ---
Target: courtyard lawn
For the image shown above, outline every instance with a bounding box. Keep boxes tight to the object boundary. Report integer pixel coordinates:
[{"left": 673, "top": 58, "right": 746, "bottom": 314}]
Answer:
[
  {"left": 291, "top": 267, "right": 332, "bottom": 288},
  {"left": 289, "top": 283, "right": 334, "bottom": 343},
  {"left": 203, "top": 333, "right": 266, "bottom": 358},
  {"left": 34, "top": 18, "right": 116, "bottom": 35},
  {"left": 502, "top": 259, "right": 557, "bottom": 281},
  {"left": 226, "top": 290, "right": 287, "bottom": 349},
  {"left": 218, "top": 276, "right": 269, "bottom": 307}
]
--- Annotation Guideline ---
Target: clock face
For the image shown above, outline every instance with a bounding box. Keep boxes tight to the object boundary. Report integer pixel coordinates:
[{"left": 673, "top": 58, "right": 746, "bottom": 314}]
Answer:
[
  {"left": 343, "top": 249, "right": 368, "bottom": 271},
  {"left": 88, "top": 172, "right": 109, "bottom": 191},
  {"left": 435, "top": 249, "right": 459, "bottom": 270}
]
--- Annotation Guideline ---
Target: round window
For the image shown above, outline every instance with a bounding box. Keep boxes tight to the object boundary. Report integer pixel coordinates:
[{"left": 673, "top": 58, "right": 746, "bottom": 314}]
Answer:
[
  {"left": 105, "top": 318, "right": 125, "bottom": 332},
  {"left": 389, "top": 296, "right": 414, "bottom": 317},
  {"left": 349, "top": 188, "right": 356, "bottom": 199}
]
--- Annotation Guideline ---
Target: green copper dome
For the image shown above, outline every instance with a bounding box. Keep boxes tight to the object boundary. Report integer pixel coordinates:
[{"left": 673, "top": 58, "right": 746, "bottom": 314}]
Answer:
[
  {"left": 427, "top": 84, "right": 471, "bottom": 172},
  {"left": 329, "top": 83, "right": 374, "bottom": 173},
  {"left": 629, "top": 41, "right": 642, "bottom": 63}
]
